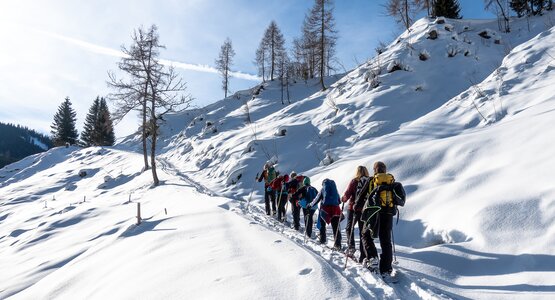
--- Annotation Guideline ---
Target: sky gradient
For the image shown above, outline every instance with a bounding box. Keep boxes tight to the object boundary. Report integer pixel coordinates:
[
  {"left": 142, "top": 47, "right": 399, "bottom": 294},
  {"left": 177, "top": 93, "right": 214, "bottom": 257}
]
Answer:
[{"left": 0, "top": 0, "right": 494, "bottom": 138}]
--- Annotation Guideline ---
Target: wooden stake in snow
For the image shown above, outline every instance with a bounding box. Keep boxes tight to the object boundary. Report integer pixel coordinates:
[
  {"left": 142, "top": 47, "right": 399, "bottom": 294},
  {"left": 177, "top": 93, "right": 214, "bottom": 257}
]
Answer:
[
  {"left": 83, "top": 196, "right": 86, "bottom": 203},
  {"left": 137, "top": 203, "right": 142, "bottom": 225},
  {"left": 164, "top": 208, "right": 167, "bottom": 215}
]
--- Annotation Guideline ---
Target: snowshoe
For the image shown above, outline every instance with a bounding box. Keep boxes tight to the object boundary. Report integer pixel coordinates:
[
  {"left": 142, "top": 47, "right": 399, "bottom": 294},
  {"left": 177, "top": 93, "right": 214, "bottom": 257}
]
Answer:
[
  {"left": 381, "top": 271, "right": 399, "bottom": 284},
  {"left": 362, "top": 257, "right": 379, "bottom": 272}
]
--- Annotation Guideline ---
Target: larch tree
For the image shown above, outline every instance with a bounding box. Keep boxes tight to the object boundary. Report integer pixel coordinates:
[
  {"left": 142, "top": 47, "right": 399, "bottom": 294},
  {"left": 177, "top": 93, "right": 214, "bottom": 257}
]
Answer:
[
  {"left": 485, "top": 0, "right": 511, "bottom": 32},
  {"left": 304, "top": 0, "right": 337, "bottom": 90},
  {"left": 385, "top": 0, "right": 415, "bottom": 30},
  {"left": 108, "top": 25, "right": 192, "bottom": 186},
  {"left": 261, "top": 21, "right": 286, "bottom": 81},
  {"left": 215, "top": 37, "right": 235, "bottom": 98},
  {"left": 255, "top": 40, "right": 267, "bottom": 82},
  {"left": 51, "top": 97, "right": 79, "bottom": 147}
]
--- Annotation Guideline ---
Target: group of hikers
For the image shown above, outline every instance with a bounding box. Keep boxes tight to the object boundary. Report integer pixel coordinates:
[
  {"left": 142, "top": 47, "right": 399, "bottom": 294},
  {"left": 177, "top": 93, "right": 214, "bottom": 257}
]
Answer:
[{"left": 257, "top": 161, "right": 406, "bottom": 279}]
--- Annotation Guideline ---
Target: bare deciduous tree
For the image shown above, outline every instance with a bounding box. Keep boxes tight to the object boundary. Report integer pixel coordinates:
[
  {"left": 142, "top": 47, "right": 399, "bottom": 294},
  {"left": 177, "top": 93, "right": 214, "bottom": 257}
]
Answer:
[
  {"left": 304, "top": 0, "right": 338, "bottom": 90},
  {"left": 216, "top": 38, "right": 235, "bottom": 98},
  {"left": 108, "top": 25, "right": 192, "bottom": 186}
]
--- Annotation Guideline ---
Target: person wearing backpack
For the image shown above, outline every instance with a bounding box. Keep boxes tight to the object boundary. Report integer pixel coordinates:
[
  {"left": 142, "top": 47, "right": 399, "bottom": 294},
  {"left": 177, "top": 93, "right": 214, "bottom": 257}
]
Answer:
[
  {"left": 285, "top": 172, "right": 304, "bottom": 230},
  {"left": 357, "top": 161, "right": 406, "bottom": 279},
  {"left": 270, "top": 174, "right": 289, "bottom": 222},
  {"left": 309, "top": 178, "right": 342, "bottom": 250},
  {"left": 257, "top": 162, "right": 277, "bottom": 215},
  {"left": 341, "top": 166, "right": 377, "bottom": 265},
  {"left": 293, "top": 176, "right": 318, "bottom": 239}
]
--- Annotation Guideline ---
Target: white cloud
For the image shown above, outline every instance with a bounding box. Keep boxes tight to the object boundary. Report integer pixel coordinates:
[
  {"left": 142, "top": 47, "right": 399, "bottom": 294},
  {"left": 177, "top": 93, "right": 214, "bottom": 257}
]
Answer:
[{"left": 36, "top": 29, "right": 261, "bottom": 81}]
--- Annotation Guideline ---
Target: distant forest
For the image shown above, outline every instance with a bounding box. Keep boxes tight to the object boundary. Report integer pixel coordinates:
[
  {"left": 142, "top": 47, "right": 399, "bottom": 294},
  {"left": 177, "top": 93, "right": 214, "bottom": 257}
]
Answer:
[{"left": 0, "top": 122, "right": 53, "bottom": 168}]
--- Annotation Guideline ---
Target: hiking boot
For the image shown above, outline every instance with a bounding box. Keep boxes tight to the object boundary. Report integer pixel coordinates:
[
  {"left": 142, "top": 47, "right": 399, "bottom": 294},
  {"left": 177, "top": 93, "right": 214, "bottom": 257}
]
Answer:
[
  {"left": 363, "top": 257, "right": 379, "bottom": 270},
  {"left": 333, "top": 245, "right": 342, "bottom": 251},
  {"left": 381, "top": 271, "right": 397, "bottom": 283},
  {"left": 345, "top": 248, "right": 356, "bottom": 258}
]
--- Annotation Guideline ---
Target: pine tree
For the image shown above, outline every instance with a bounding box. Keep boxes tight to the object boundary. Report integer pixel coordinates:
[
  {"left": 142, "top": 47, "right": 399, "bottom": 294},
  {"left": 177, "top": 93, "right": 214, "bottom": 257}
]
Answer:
[
  {"left": 51, "top": 97, "right": 78, "bottom": 147},
  {"left": 97, "top": 98, "right": 115, "bottom": 146},
  {"left": 433, "top": 0, "right": 462, "bottom": 18},
  {"left": 81, "top": 97, "right": 115, "bottom": 147},
  {"left": 81, "top": 97, "right": 101, "bottom": 147},
  {"left": 215, "top": 38, "right": 235, "bottom": 98}
]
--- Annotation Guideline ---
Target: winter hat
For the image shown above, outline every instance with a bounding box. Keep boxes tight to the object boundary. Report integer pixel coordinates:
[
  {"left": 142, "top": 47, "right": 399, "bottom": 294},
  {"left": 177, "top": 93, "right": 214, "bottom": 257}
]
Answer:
[
  {"left": 283, "top": 174, "right": 290, "bottom": 182},
  {"left": 303, "top": 176, "right": 311, "bottom": 186},
  {"left": 290, "top": 171, "right": 297, "bottom": 178}
]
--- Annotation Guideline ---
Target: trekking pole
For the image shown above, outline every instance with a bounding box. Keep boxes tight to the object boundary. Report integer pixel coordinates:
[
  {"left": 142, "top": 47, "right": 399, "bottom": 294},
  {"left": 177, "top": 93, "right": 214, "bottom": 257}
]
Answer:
[
  {"left": 246, "top": 173, "right": 259, "bottom": 212},
  {"left": 303, "top": 210, "right": 310, "bottom": 244},
  {"left": 392, "top": 227, "right": 398, "bottom": 265}
]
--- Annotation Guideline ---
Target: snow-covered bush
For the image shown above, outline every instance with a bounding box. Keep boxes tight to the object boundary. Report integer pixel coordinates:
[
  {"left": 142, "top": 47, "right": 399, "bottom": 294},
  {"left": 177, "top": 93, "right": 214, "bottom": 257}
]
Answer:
[
  {"left": 444, "top": 24, "right": 454, "bottom": 32},
  {"left": 242, "top": 141, "right": 255, "bottom": 154},
  {"left": 427, "top": 29, "right": 439, "bottom": 40},
  {"left": 419, "top": 50, "right": 431, "bottom": 61},
  {"left": 202, "top": 121, "right": 217, "bottom": 135},
  {"left": 387, "top": 60, "right": 409, "bottom": 73},
  {"left": 447, "top": 44, "right": 459, "bottom": 57},
  {"left": 319, "top": 124, "right": 336, "bottom": 137},
  {"left": 78, "top": 170, "right": 87, "bottom": 177},
  {"left": 274, "top": 126, "right": 287, "bottom": 136},
  {"left": 478, "top": 29, "right": 495, "bottom": 39},
  {"left": 320, "top": 152, "right": 335, "bottom": 166},
  {"left": 434, "top": 17, "right": 446, "bottom": 24}
]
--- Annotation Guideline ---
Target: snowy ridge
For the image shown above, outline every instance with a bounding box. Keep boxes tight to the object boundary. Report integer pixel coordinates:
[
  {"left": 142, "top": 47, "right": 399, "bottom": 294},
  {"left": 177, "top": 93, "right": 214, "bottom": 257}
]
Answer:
[{"left": 2, "top": 13, "right": 555, "bottom": 299}]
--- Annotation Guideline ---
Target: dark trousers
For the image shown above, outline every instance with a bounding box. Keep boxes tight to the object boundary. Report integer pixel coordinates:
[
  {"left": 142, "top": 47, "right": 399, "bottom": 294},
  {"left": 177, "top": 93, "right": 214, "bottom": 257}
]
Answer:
[
  {"left": 346, "top": 210, "right": 376, "bottom": 262},
  {"left": 289, "top": 198, "right": 301, "bottom": 229},
  {"left": 276, "top": 192, "right": 288, "bottom": 221},
  {"left": 302, "top": 208, "right": 316, "bottom": 238},
  {"left": 378, "top": 213, "right": 393, "bottom": 274},
  {"left": 319, "top": 215, "right": 341, "bottom": 248},
  {"left": 264, "top": 188, "right": 276, "bottom": 215}
]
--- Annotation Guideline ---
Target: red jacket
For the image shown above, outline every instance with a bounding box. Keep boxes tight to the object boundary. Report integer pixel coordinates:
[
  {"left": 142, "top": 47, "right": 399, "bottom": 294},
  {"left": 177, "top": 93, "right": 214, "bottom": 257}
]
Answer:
[{"left": 341, "top": 178, "right": 360, "bottom": 211}]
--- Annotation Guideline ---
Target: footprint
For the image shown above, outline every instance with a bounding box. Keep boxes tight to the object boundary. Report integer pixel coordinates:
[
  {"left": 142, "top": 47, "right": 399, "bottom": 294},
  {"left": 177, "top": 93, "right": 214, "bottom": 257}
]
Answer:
[{"left": 299, "top": 268, "right": 313, "bottom": 275}]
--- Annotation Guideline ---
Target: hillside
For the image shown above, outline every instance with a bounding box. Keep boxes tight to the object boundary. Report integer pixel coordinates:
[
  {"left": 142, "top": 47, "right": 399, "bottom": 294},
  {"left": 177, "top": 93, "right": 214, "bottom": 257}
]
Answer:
[
  {"left": 1, "top": 13, "right": 555, "bottom": 299},
  {"left": 0, "top": 122, "right": 52, "bottom": 169}
]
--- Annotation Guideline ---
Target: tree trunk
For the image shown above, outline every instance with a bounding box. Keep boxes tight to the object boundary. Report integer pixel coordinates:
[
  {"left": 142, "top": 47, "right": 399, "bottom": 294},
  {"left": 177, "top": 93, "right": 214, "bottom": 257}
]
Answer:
[
  {"left": 319, "top": 1, "right": 326, "bottom": 90},
  {"left": 150, "top": 96, "right": 159, "bottom": 186},
  {"left": 270, "top": 32, "right": 275, "bottom": 81},
  {"left": 142, "top": 98, "right": 149, "bottom": 170}
]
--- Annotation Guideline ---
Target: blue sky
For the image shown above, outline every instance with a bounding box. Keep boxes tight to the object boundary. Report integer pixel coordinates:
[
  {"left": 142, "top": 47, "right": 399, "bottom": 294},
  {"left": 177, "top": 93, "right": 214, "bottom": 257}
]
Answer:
[{"left": 0, "top": 0, "right": 494, "bottom": 137}]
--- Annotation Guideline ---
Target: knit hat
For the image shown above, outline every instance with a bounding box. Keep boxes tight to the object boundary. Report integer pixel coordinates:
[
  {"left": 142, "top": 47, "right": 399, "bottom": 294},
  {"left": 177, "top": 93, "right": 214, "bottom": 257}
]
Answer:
[{"left": 303, "top": 176, "right": 311, "bottom": 186}]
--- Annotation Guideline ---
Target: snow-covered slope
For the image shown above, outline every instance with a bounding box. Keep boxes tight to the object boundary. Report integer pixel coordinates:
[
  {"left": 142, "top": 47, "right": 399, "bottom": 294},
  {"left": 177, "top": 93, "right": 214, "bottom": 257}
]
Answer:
[{"left": 2, "top": 13, "right": 555, "bottom": 300}]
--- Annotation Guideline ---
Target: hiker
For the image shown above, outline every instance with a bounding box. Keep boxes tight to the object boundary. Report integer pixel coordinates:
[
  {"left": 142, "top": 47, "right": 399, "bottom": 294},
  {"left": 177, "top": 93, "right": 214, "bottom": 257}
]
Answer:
[
  {"left": 257, "top": 162, "right": 277, "bottom": 215},
  {"left": 293, "top": 176, "right": 318, "bottom": 239},
  {"left": 270, "top": 174, "right": 289, "bottom": 222},
  {"left": 341, "top": 166, "right": 376, "bottom": 264},
  {"left": 309, "top": 178, "right": 342, "bottom": 250},
  {"left": 356, "top": 161, "right": 406, "bottom": 278},
  {"left": 285, "top": 172, "right": 304, "bottom": 230}
]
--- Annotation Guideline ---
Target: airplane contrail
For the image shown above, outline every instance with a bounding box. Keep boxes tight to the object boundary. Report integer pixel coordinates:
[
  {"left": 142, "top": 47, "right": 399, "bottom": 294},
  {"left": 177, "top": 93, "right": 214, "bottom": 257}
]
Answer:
[{"left": 35, "top": 29, "right": 261, "bottom": 81}]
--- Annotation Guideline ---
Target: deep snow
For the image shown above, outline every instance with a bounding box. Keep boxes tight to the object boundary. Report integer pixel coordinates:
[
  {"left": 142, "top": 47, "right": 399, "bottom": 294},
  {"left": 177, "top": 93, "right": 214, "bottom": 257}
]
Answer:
[{"left": 2, "top": 12, "right": 555, "bottom": 300}]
